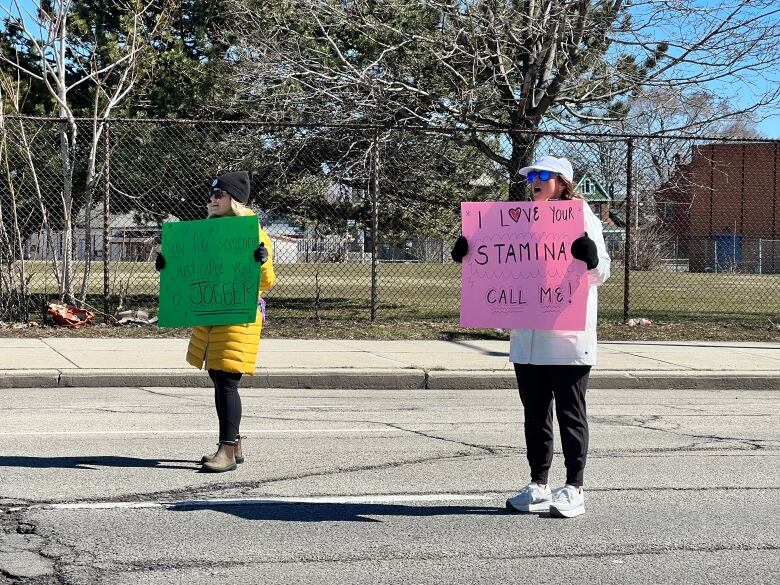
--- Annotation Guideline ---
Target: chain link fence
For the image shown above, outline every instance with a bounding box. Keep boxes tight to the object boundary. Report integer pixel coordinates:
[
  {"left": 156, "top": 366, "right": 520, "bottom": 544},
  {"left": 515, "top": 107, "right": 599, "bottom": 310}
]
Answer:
[{"left": 1, "top": 117, "right": 778, "bottom": 327}]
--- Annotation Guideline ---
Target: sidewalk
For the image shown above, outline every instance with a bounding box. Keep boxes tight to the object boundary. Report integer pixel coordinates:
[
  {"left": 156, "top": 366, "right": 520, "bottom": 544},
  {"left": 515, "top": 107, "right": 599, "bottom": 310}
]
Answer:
[{"left": 0, "top": 338, "right": 778, "bottom": 389}]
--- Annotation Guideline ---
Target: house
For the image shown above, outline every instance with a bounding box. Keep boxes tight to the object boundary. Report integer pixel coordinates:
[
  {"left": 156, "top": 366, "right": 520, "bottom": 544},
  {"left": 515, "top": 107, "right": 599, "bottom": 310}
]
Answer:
[
  {"left": 577, "top": 172, "right": 625, "bottom": 256},
  {"left": 260, "top": 210, "right": 306, "bottom": 264},
  {"left": 26, "top": 205, "right": 302, "bottom": 263},
  {"left": 24, "top": 207, "right": 175, "bottom": 262},
  {"left": 577, "top": 173, "right": 611, "bottom": 221},
  {"left": 655, "top": 142, "right": 780, "bottom": 273}
]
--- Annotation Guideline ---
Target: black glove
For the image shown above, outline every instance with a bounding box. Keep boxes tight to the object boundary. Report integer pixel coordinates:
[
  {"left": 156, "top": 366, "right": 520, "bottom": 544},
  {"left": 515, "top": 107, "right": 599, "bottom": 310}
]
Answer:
[
  {"left": 253, "top": 242, "right": 268, "bottom": 265},
  {"left": 450, "top": 235, "right": 468, "bottom": 263},
  {"left": 571, "top": 232, "right": 599, "bottom": 270},
  {"left": 154, "top": 252, "right": 165, "bottom": 271}
]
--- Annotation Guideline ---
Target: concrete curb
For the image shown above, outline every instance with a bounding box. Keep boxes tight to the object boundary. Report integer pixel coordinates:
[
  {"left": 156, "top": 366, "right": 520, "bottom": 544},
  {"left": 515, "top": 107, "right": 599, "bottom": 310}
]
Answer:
[
  {"left": 590, "top": 371, "right": 780, "bottom": 390},
  {"left": 59, "top": 369, "right": 213, "bottom": 388},
  {"left": 427, "top": 370, "right": 780, "bottom": 390},
  {"left": 258, "top": 369, "right": 427, "bottom": 390},
  {"left": 426, "top": 371, "right": 516, "bottom": 390},
  {"left": 0, "top": 370, "right": 60, "bottom": 389},
  {"left": 54, "top": 368, "right": 427, "bottom": 390},
  {"left": 1, "top": 369, "right": 779, "bottom": 390}
]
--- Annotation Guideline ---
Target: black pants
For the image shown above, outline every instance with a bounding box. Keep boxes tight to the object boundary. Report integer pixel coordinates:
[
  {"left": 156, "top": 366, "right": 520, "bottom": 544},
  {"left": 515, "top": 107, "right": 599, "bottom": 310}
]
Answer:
[
  {"left": 208, "top": 369, "right": 242, "bottom": 444},
  {"left": 514, "top": 364, "right": 591, "bottom": 486}
]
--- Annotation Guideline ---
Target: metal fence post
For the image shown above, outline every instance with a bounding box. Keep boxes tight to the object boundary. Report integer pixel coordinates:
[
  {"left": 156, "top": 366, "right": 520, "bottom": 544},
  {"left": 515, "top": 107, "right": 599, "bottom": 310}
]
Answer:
[
  {"left": 674, "top": 236, "right": 679, "bottom": 272},
  {"left": 714, "top": 240, "right": 718, "bottom": 273},
  {"left": 623, "top": 138, "right": 633, "bottom": 323},
  {"left": 370, "top": 134, "right": 380, "bottom": 321},
  {"left": 103, "top": 122, "right": 110, "bottom": 319}
]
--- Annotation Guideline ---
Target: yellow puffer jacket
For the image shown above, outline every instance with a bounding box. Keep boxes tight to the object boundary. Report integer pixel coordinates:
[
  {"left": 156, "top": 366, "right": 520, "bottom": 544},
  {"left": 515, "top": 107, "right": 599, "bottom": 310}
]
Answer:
[{"left": 186, "top": 211, "right": 277, "bottom": 374}]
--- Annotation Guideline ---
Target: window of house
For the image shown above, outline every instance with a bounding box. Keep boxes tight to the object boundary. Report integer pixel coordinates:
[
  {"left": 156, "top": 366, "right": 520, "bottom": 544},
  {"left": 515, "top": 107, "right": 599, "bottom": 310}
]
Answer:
[
  {"left": 582, "top": 179, "right": 592, "bottom": 194},
  {"left": 665, "top": 202, "right": 674, "bottom": 220}
]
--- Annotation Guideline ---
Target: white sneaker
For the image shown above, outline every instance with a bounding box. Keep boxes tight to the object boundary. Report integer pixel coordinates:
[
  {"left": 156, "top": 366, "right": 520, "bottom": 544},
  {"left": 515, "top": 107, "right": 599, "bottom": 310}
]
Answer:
[
  {"left": 549, "top": 484, "right": 585, "bottom": 518},
  {"left": 505, "top": 482, "right": 552, "bottom": 513}
]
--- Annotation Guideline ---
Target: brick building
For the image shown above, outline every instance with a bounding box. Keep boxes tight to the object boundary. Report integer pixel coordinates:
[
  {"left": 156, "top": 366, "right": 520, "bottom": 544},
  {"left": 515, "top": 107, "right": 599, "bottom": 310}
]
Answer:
[{"left": 655, "top": 142, "right": 780, "bottom": 273}]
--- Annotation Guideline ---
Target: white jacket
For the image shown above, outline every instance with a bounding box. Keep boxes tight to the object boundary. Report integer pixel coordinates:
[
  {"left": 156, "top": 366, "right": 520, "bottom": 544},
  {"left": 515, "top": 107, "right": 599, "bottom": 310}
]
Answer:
[{"left": 509, "top": 203, "right": 611, "bottom": 366}]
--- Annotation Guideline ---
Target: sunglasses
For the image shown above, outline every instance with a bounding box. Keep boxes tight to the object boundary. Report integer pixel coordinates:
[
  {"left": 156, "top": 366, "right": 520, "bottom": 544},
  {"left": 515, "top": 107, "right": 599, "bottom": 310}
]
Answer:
[
  {"left": 526, "top": 170, "right": 557, "bottom": 183},
  {"left": 209, "top": 188, "right": 229, "bottom": 201}
]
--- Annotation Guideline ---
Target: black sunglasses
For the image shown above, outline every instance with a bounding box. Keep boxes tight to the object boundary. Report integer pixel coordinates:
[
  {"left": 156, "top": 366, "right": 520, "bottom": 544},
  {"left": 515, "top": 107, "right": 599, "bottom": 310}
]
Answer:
[{"left": 208, "top": 188, "right": 229, "bottom": 201}]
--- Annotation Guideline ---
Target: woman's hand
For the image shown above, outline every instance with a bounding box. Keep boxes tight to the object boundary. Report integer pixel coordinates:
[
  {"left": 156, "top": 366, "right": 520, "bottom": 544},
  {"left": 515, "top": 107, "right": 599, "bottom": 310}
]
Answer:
[
  {"left": 571, "top": 232, "right": 599, "bottom": 270},
  {"left": 450, "top": 235, "right": 468, "bottom": 263},
  {"left": 154, "top": 252, "right": 166, "bottom": 271},
  {"left": 253, "top": 242, "right": 268, "bottom": 265}
]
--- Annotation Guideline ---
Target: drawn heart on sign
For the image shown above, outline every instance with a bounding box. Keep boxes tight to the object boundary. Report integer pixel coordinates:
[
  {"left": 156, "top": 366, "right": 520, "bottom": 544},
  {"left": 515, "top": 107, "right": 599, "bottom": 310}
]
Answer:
[{"left": 508, "top": 208, "right": 522, "bottom": 222}]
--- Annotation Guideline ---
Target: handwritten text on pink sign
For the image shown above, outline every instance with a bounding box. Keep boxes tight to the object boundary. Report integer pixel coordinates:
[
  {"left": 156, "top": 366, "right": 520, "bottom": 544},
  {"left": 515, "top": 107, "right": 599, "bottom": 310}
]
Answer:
[{"left": 459, "top": 200, "right": 588, "bottom": 330}]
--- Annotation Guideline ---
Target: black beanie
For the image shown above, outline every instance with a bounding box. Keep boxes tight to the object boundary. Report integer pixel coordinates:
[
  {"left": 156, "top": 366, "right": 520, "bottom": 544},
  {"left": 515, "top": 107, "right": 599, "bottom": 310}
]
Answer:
[{"left": 211, "top": 171, "right": 250, "bottom": 204}]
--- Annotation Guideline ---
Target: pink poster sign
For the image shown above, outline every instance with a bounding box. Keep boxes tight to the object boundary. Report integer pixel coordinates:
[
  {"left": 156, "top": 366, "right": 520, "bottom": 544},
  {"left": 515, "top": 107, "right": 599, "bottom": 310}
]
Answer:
[{"left": 459, "top": 200, "right": 588, "bottom": 331}]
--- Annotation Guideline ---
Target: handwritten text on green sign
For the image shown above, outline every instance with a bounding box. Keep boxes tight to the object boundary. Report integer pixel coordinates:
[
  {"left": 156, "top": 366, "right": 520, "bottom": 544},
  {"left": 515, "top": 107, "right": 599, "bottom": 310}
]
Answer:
[{"left": 158, "top": 215, "right": 260, "bottom": 327}]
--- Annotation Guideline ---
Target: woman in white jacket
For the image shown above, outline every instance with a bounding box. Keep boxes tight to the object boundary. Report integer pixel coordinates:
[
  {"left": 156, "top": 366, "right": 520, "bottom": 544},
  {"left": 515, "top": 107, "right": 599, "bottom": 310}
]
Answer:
[{"left": 451, "top": 156, "right": 610, "bottom": 518}]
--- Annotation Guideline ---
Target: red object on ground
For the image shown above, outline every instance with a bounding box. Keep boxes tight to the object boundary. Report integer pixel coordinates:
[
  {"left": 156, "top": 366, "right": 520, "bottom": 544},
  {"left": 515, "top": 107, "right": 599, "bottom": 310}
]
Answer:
[{"left": 47, "top": 303, "right": 94, "bottom": 328}]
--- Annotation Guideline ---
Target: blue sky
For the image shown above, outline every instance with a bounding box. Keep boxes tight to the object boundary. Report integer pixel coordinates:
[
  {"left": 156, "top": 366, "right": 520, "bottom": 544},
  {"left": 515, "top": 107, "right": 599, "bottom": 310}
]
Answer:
[{"left": 758, "top": 116, "right": 780, "bottom": 139}]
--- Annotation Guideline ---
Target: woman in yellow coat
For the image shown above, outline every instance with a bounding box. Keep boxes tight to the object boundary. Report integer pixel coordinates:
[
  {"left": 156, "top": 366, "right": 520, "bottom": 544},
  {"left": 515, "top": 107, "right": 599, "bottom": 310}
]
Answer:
[{"left": 157, "top": 170, "right": 276, "bottom": 472}]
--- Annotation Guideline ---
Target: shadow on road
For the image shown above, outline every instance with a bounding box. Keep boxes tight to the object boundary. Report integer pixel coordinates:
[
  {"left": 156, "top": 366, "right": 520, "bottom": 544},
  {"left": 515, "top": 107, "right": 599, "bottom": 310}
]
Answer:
[
  {"left": 0, "top": 456, "right": 198, "bottom": 470},
  {"left": 169, "top": 501, "right": 509, "bottom": 523},
  {"left": 444, "top": 337, "right": 509, "bottom": 357}
]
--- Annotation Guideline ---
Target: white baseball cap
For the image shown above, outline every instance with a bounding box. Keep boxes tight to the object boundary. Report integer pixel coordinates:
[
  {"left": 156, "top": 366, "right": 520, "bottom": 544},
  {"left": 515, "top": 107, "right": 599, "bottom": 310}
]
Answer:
[{"left": 518, "top": 156, "right": 574, "bottom": 183}]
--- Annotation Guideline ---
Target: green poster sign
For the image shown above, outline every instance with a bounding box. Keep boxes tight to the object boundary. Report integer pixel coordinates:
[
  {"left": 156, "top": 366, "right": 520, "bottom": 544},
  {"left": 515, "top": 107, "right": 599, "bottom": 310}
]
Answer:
[{"left": 158, "top": 215, "right": 260, "bottom": 327}]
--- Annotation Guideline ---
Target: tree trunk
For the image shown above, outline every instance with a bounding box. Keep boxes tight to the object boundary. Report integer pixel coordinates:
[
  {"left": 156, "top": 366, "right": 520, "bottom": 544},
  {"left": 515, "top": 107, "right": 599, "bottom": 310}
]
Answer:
[
  {"left": 57, "top": 14, "right": 76, "bottom": 306},
  {"left": 59, "top": 119, "right": 76, "bottom": 305},
  {"left": 507, "top": 133, "right": 537, "bottom": 201},
  {"left": 79, "top": 130, "right": 103, "bottom": 302}
]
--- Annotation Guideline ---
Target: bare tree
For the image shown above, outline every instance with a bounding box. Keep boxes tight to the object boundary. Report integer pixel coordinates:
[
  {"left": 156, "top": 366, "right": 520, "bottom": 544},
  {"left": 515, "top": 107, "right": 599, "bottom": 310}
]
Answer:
[
  {"left": 0, "top": 66, "right": 56, "bottom": 320},
  {"left": 584, "top": 87, "right": 762, "bottom": 222},
  {"left": 623, "top": 88, "right": 760, "bottom": 185},
  {"left": 0, "top": 95, "right": 29, "bottom": 320},
  {"left": 0, "top": 0, "right": 158, "bottom": 305},
  {"left": 234, "top": 0, "right": 780, "bottom": 199}
]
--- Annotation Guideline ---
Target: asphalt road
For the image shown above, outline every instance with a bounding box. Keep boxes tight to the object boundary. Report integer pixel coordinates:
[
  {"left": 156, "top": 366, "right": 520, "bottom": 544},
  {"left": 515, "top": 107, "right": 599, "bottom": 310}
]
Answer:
[{"left": 0, "top": 386, "right": 778, "bottom": 584}]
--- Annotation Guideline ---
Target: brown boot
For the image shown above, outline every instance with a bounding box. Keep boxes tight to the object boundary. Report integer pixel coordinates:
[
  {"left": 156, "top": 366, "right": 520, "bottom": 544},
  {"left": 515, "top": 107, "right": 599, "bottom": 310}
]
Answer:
[
  {"left": 234, "top": 435, "right": 244, "bottom": 464},
  {"left": 201, "top": 436, "right": 243, "bottom": 465},
  {"left": 201, "top": 443, "right": 237, "bottom": 473},
  {"left": 200, "top": 444, "right": 219, "bottom": 465}
]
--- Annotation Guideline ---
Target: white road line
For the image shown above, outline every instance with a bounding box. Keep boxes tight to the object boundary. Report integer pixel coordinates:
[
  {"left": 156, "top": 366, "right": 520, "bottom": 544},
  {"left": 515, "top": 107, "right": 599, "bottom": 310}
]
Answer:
[
  {"left": 21, "top": 493, "right": 496, "bottom": 512},
  {"left": 0, "top": 428, "right": 404, "bottom": 437},
  {"left": 274, "top": 406, "right": 345, "bottom": 409}
]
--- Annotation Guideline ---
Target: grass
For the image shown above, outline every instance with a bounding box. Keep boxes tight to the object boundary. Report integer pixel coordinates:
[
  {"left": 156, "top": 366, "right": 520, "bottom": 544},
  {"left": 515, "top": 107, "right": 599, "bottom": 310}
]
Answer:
[{"left": 5, "top": 260, "right": 780, "bottom": 342}]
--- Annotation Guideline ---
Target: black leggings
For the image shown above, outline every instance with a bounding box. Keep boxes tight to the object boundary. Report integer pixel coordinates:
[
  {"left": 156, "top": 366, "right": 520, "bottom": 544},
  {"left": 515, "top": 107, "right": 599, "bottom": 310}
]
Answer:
[
  {"left": 514, "top": 364, "right": 591, "bottom": 486},
  {"left": 208, "top": 369, "right": 242, "bottom": 444}
]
